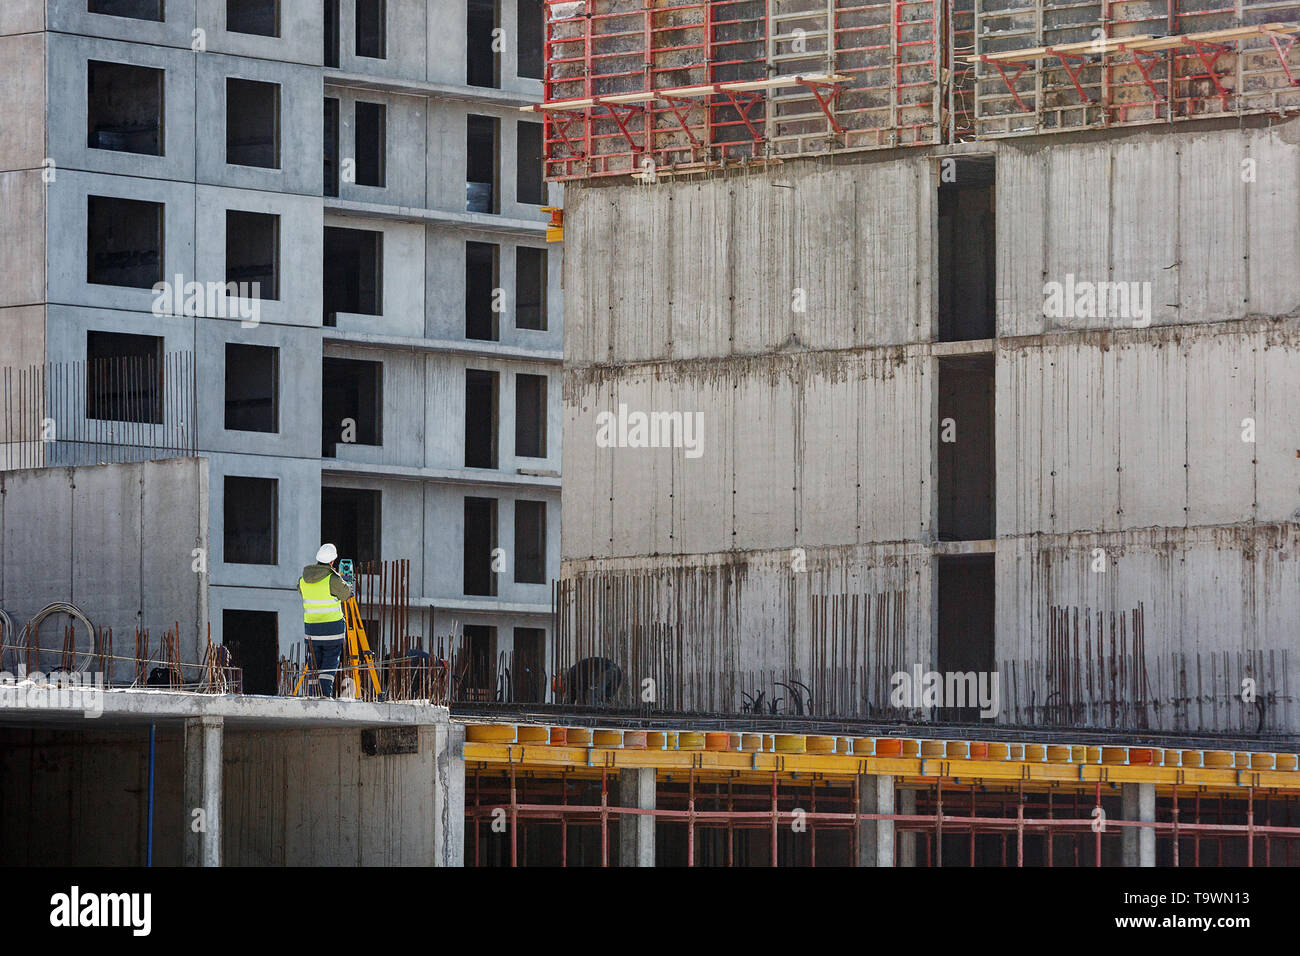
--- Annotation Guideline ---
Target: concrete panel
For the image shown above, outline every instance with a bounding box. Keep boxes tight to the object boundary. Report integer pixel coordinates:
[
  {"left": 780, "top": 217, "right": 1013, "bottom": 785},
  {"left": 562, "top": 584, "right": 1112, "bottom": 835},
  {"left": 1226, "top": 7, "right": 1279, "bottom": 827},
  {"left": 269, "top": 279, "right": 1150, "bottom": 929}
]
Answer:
[
  {"left": 559, "top": 544, "right": 933, "bottom": 713},
  {"left": 205, "top": 451, "right": 320, "bottom": 591},
  {"left": 0, "top": 306, "right": 46, "bottom": 370},
  {"left": 336, "top": 0, "right": 427, "bottom": 82},
  {"left": 424, "top": 0, "right": 467, "bottom": 85},
  {"left": 324, "top": 343, "right": 425, "bottom": 467},
  {"left": 0, "top": 459, "right": 207, "bottom": 659},
  {"left": 46, "top": 170, "right": 196, "bottom": 315},
  {"left": 195, "top": 318, "right": 322, "bottom": 459},
  {"left": 195, "top": 52, "right": 323, "bottom": 197},
  {"left": 0, "top": 170, "right": 47, "bottom": 308},
  {"left": 997, "top": 122, "right": 1300, "bottom": 336},
  {"left": 327, "top": 213, "right": 425, "bottom": 338},
  {"left": 425, "top": 229, "right": 563, "bottom": 353},
  {"left": 997, "top": 323, "right": 1300, "bottom": 537},
  {"left": 995, "top": 524, "right": 1300, "bottom": 733},
  {"left": 0, "top": 33, "right": 46, "bottom": 173},
  {"left": 564, "top": 350, "right": 931, "bottom": 560},
  {"left": 196, "top": 0, "right": 323, "bottom": 65},
  {"left": 331, "top": 87, "right": 428, "bottom": 209},
  {"left": 47, "top": 33, "right": 198, "bottom": 183},
  {"left": 49, "top": 0, "right": 198, "bottom": 49},
  {"left": 563, "top": 158, "right": 932, "bottom": 366},
  {"left": 0, "top": 1, "right": 45, "bottom": 36},
  {"left": 421, "top": 481, "right": 559, "bottom": 606},
  {"left": 196, "top": 184, "right": 324, "bottom": 328},
  {"left": 208, "top": 583, "right": 299, "bottom": 655}
]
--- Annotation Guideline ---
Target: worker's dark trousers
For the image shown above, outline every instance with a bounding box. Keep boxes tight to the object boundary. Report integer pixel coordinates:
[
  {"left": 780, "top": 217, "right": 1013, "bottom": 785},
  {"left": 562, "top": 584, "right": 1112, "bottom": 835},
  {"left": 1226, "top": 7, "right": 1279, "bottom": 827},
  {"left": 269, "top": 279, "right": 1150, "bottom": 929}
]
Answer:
[{"left": 306, "top": 637, "right": 345, "bottom": 697}]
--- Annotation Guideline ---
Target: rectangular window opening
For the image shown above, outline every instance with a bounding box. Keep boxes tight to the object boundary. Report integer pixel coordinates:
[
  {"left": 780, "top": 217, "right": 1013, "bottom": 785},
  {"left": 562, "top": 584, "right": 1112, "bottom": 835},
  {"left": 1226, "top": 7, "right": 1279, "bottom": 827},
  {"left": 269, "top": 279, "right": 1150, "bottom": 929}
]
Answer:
[
  {"left": 466, "top": 114, "right": 499, "bottom": 214},
  {"left": 87, "top": 60, "right": 164, "bottom": 156},
  {"left": 356, "top": 0, "right": 386, "bottom": 59},
  {"left": 512, "top": 626, "right": 545, "bottom": 702},
  {"left": 465, "top": 241, "right": 499, "bottom": 341},
  {"left": 324, "top": 0, "right": 341, "bottom": 67},
  {"left": 936, "top": 555, "right": 995, "bottom": 723},
  {"left": 85, "top": 330, "right": 163, "bottom": 424},
  {"left": 465, "top": 369, "right": 498, "bottom": 469},
  {"left": 937, "top": 155, "right": 996, "bottom": 342},
  {"left": 223, "top": 475, "right": 278, "bottom": 565},
  {"left": 221, "top": 609, "right": 278, "bottom": 695},
  {"left": 323, "top": 97, "right": 340, "bottom": 197},
  {"left": 517, "top": 0, "right": 543, "bottom": 80},
  {"left": 460, "top": 623, "right": 496, "bottom": 696},
  {"left": 467, "top": 0, "right": 500, "bottom": 88},
  {"left": 226, "top": 77, "right": 281, "bottom": 169},
  {"left": 463, "top": 499, "right": 498, "bottom": 597},
  {"left": 226, "top": 210, "right": 280, "bottom": 300},
  {"left": 323, "top": 226, "right": 382, "bottom": 325},
  {"left": 937, "top": 354, "right": 994, "bottom": 542},
  {"left": 354, "top": 101, "right": 386, "bottom": 188},
  {"left": 320, "top": 486, "right": 381, "bottom": 564},
  {"left": 224, "top": 342, "right": 279, "bottom": 433},
  {"left": 516, "top": 120, "right": 544, "bottom": 206},
  {"left": 88, "top": 0, "right": 164, "bottom": 21},
  {"left": 87, "top": 195, "right": 164, "bottom": 289},
  {"left": 514, "top": 373, "right": 546, "bottom": 459},
  {"left": 322, "top": 356, "right": 382, "bottom": 456},
  {"left": 515, "top": 246, "right": 547, "bottom": 331},
  {"left": 226, "top": 0, "right": 279, "bottom": 37},
  {"left": 513, "top": 499, "right": 545, "bottom": 584}
]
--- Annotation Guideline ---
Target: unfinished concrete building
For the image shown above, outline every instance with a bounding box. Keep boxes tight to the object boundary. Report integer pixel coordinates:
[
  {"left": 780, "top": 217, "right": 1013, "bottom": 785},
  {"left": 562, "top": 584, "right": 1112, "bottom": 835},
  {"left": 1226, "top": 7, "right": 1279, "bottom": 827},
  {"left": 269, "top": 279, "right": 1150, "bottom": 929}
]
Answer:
[
  {"left": 453, "top": 0, "right": 1300, "bottom": 867},
  {"left": 0, "top": 0, "right": 562, "bottom": 694},
  {"left": 0, "top": 0, "right": 555, "bottom": 866}
]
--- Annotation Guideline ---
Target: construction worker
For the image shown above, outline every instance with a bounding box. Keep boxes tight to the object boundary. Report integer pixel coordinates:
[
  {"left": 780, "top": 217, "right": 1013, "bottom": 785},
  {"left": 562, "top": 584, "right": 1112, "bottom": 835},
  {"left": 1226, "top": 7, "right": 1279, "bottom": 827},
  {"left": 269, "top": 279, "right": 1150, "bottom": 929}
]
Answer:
[{"left": 298, "top": 543, "right": 352, "bottom": 697}]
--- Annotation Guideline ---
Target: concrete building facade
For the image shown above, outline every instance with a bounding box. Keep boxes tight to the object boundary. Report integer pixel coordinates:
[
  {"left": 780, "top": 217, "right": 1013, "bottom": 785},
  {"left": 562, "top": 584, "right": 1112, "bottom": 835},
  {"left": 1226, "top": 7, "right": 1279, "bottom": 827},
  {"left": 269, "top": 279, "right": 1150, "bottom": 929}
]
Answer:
[
  {"left": 0, "top": 0, "right": 563, "bottom": 694},
  {"left": 552, "top": 0, "right": 1300, "bottom": 738}
]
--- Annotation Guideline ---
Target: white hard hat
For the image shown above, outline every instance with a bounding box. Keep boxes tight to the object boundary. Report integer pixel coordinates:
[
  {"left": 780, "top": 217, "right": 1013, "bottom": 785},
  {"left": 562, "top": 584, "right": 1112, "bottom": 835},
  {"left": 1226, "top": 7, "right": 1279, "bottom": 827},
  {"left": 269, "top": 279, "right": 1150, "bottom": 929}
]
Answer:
[{"left": 316, "top": 543, "right": 338, "bottom": 564}]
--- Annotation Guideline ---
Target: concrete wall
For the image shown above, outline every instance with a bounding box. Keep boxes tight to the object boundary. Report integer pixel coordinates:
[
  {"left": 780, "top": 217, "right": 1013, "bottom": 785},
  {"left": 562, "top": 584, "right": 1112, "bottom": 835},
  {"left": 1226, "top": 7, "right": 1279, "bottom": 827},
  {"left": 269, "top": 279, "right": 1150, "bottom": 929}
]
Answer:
[
  {"left": 560, "top": 118, "right": 1300, "bottom": 732},
  {"left": 0, "top": 458, "right": 208, "bottom": 661},
  {"left": 563, "top": 159, "right": 933, "bottom": 365},
  {"left": 0, "top": 715, "right": 461, "bottom": 866}
]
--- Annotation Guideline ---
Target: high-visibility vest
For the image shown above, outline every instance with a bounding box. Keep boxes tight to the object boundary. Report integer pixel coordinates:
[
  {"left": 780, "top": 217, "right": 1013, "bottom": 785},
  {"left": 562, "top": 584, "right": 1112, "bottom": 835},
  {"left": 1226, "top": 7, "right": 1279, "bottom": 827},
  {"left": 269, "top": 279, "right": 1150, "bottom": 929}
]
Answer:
[{"left": 299, "top": 574, "right": 344, "bottom": 624}]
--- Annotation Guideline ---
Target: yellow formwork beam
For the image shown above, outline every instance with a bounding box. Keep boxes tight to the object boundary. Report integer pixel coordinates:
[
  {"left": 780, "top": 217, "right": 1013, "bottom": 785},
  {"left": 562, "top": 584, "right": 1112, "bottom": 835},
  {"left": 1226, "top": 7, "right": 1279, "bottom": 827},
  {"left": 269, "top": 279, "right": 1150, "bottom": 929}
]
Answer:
[{"left": 460, "top": 721, "right": 1300, "bottom": 794}]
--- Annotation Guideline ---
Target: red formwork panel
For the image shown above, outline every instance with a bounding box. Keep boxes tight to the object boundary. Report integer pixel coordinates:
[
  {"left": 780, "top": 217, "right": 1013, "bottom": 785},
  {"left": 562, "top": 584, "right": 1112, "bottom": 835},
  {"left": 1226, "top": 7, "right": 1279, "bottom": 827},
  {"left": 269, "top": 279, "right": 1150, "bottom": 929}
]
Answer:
[
  {"left": 540, "top": 0, "right": 945, "bottom": 180},
  {"left": 971, "top": 0, "right": 1300, "bottom": 136}
]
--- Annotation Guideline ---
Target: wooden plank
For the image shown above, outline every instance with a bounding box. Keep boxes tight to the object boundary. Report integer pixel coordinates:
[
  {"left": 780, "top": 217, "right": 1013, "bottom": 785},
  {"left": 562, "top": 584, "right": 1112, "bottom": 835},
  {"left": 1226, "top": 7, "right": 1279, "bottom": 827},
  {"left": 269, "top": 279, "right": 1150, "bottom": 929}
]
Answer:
[
  {"left": 966, "top": 22, "right": 1298, "bottom": 63},
  {"left": 522, "top": 73, "right": 850, "bottom": 112}
]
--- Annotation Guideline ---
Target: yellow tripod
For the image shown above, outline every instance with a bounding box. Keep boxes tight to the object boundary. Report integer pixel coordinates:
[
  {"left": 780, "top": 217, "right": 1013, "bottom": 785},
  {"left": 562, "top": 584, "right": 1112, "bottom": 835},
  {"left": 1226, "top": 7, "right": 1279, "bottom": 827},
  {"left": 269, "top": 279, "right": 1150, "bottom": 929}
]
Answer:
[{"left": 294, "top": 596, "right": 382, "bottom": 699}]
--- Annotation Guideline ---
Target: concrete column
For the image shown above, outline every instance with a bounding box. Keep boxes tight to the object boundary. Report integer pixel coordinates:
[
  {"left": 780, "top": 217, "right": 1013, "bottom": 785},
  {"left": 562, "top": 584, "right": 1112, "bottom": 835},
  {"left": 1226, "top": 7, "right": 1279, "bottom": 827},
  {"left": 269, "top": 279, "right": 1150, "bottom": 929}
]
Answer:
[
  {"left": 897, "top": 787, "right": 917, "bottom": 867},
  {"left": 855, "top": 773, "right": 895, "bottom": 866},
  {"left": 182, "top": 716, "right": 222, "bottom": 867},
  {"left": 1121, "top": 782, "right": 1156, "bottom": 867},
  {"left": 617, "top": 767, "right": 656, "bottom": 867},
  {"left": 432, "top": 722, "right": 465, "bottom": 866}
]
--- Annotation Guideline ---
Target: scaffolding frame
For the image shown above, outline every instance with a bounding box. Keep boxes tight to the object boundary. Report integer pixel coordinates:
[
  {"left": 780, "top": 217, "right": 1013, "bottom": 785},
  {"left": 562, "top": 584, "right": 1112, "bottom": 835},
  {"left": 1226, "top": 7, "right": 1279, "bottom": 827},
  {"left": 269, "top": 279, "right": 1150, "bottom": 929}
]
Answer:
[
  {"left": 466, "top": 765, "right": 1300, "bottom": 866},
  {"left": 534, "top": 0, "right": 1300, "bottom": 179},
  {"left": 538, "top": 0, "right": 945, "bottom": 180},
  {"left": 970, "top": 0, "right": 1300, "bottom": 136}
]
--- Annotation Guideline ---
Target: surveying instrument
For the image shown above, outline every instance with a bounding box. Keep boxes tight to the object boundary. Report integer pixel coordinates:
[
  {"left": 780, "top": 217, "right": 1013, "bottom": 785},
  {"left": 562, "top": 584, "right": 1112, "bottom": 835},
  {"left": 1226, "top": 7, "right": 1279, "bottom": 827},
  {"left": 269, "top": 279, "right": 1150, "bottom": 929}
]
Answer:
[{"left": 294, "top": 558, "right": 383, "bottom": 699}]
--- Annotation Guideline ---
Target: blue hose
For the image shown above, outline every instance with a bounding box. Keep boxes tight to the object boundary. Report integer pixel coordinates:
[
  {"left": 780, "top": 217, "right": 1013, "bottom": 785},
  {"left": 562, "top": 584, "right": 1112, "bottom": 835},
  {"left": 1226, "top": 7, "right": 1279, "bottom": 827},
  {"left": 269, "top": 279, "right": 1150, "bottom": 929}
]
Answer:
[{"left": 147, "top": 723, "right": 156, "bottom": 867}]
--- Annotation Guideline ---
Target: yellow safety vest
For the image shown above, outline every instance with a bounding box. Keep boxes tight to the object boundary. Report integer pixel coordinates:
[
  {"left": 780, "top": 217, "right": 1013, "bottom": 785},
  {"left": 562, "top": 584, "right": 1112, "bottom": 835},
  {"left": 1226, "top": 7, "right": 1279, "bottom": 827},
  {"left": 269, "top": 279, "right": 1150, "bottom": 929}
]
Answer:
[{"left": 299, "top": 574, "right": 344, "bottom": 624}]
